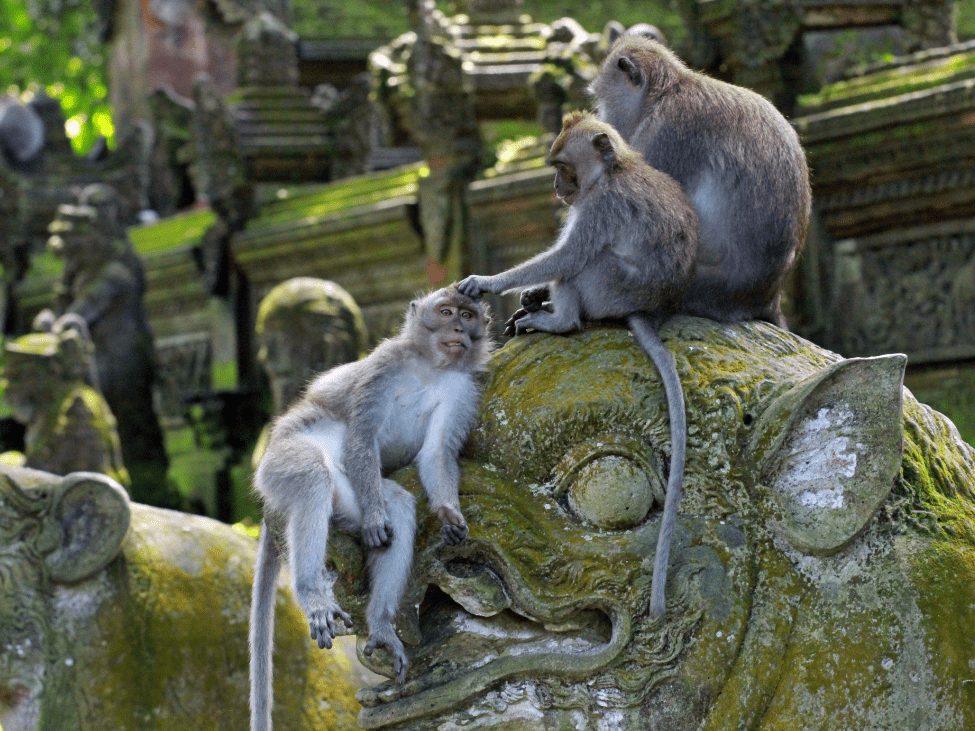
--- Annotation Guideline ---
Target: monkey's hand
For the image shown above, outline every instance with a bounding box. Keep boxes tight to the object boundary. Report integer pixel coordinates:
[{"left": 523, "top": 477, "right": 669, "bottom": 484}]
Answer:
[
  {"left": 363, "top": 626, "right": 409, "bottom": 684},
  {"left": 520, "top": 285, "right": 550, "bottom": 311},
  {"left": 504, "top": 301, "right": 554, "bottom": 336},
  {"left": 362, "top": 508, "right": 395, "bottom": 548},
  {"left": 437, "top": 505, "right": 469, "bottom": 545},
  {"left": 308, "top": 600, "right": 353, "bottom": 650},
  {"left": 457, "top": 275, "right": 494, "bottom": 300}
]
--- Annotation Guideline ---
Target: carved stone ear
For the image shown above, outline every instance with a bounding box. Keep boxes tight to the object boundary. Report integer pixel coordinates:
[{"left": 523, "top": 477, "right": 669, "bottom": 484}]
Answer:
[
  {"left": 746, "top": 355, "right": 907, "bottom": 556},
  {"left": 591, "top": 132, "right": 616, "bottom": 166},
  {"left": 617, "top": 56, "right": 643, "bottom": 87},
  {"left": 44, "top": 472, "right": 131, "bottom": 583}
]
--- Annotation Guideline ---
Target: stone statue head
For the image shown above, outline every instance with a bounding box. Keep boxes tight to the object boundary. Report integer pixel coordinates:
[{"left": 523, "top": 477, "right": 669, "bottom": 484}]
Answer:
[
  {"left": 326, "top": 317, "right": 975, "bottom": 730},
  {"left": 256, "top": 277, "right": 368, "bottom": 413},
  {"left": 46, "top": 183, "right": 125, "bottom": 267}
]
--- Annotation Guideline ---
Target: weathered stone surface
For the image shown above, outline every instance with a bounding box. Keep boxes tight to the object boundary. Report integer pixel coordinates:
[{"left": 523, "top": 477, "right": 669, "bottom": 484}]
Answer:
[
  {"left": 3, "top": 328, "right": 129, "bottom": 487},
  {"left": 256, "top": 277, "right": 368, "bottom": 415},
  {"left": 790, "top": 43, "right": 975, "bottom": 365},
  {"left": 0, "top": 465, "right": 360, "bottom": 731},
  {"left": 323, "top": 317, "right": 975, "bottom": 730}
]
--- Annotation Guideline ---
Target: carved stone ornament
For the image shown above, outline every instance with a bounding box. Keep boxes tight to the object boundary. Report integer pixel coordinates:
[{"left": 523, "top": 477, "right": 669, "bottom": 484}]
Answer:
[
  {"left": 0, "top": 465, "right": 360, "bottom": 730},
  {"left": 321, "top": 317, "right": 975, "bottom": 730}
]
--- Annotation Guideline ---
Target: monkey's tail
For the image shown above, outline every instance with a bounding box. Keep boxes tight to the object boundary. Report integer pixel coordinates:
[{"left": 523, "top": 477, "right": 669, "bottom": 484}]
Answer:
[
  {"left": 251, "top": 521, "right": 281, "bottom": 731},
  {"left": 628, "top": 314, "right": 686, "bottom": 618}
]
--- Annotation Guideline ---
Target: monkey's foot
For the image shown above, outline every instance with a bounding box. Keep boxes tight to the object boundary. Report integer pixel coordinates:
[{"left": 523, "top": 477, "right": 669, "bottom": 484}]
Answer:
[
  {"left": 437, "top": 506, "right": 468, "bottom": 545},
  {"left": 302, "top": 596, "right": 353, "bottom": 650},
  {"left": 363, "top": 626, "right": 409, "bottom": 684}
]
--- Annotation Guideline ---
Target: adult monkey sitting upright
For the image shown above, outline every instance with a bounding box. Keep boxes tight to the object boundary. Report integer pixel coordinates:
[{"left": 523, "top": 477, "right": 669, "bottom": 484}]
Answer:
[
  {"left": 250, "top": 287, "right": 493, "bottom": 731},
  {"left": 590, "top": 34, "right": 811, "bottom": 328}
]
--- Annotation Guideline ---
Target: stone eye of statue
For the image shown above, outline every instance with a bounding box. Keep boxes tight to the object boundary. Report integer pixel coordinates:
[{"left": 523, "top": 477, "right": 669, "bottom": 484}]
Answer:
[{"left": 552, "top": 435, "right": 666, "bottom": 530}]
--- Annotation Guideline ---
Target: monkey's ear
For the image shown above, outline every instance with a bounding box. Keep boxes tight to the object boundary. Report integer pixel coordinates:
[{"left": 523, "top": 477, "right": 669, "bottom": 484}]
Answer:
[
  {"left": 617, "top": 56, "right": 643, "bottom": 87},
  {"left": 746, "top": 355, "right": 906, "bottom": 556},
  {"left": 591, "top": 132, "right": 617, "bottom": 167}
]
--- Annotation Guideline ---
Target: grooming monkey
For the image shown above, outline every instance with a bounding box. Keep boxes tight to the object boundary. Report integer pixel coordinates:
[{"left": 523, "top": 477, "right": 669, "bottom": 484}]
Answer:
[
  {"left": 590, "top": 34, "right": 811, "bottom": 328},
  {"left": 458, "top": 111, "right": 697, "bottom": 617},
  {"left": 250, "top": 287, "right": 492, "bottom": 731}
]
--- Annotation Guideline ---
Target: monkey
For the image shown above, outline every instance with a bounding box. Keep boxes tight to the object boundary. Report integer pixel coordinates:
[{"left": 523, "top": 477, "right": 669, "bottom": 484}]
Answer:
[
  {"left": 0, "top": 96, "right": 44, "bottom": 169},
  {"left": 457, "top": 111, "right": 697, "bottom": 618},
  {"left": 589, "top": 34, "right": 811, "bottom": 328},
  {"left": 249, "top": 287, "right": 493, "bottom": 731}
]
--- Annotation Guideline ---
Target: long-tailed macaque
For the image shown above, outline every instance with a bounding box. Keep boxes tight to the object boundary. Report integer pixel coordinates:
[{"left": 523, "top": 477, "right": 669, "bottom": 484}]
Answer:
[
  {"left": 249, "top": 287, "right": 493, "bottom": 731},
  {"left": 458, "top": 111, "right": 698, "bottom": 617},
  {"left": 590, "top": 34, "right": 811, "bottom": 328}
]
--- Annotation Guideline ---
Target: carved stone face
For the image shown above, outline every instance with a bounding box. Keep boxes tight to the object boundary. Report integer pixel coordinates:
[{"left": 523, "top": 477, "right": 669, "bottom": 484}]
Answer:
[
  {"left": 331, "top": 318, "right": 975, "bottom": 730},
  {"left": 255, "top": 277, "right": 367, "bottom": 413}
]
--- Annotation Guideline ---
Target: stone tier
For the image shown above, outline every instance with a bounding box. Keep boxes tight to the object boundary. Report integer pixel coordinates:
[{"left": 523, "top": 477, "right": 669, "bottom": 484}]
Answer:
[{"left": 794, "top": 43, "right": 975, "bottom": 240}]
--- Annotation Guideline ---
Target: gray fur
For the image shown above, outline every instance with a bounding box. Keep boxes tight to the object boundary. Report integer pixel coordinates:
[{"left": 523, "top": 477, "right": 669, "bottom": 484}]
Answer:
[
  {"left": 0, "top": 97, "right": 44, "bottom": 166},
  {"left": 249, "top": 288, "right": 492, "bottom": 731},
  {"left": 590, "top": 35, "right": 811, "bottom": 327},
  {"left": 458, "top": 114, "right": 696, "bottom": 617}
]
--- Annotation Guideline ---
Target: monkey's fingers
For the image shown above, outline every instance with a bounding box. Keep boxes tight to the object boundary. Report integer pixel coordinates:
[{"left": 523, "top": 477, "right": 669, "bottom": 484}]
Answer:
[
  {"left": 520, "top": 285, "right": 550, "bottom": 310},
  {"left": 362, "top": 520, "right": 394, "bottom": 548},
  {"left": 441, "top": 523, "right": 468, "bottom": 545},
  {"left": 503, "top": 308, "right": 529, "bottom": 337},
  {"left": 394, "top": 654, "right": 408, "bottom": 685},
  {"left": 456, "top": 276, "right": 484, "bottom": 301}
]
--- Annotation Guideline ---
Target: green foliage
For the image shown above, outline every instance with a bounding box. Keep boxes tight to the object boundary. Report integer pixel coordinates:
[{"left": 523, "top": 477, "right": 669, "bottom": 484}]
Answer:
[{"left": 0, "top": 0, "right": 112, "bottom": 154}]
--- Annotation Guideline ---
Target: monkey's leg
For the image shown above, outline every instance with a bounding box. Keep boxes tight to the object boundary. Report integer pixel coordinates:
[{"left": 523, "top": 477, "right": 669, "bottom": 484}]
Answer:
[
  {"left": 272, "top": 440, "right": 353, "bottom": 650},
  {"left": 362, "top": 479, "right": 416, "bottom": 684}
]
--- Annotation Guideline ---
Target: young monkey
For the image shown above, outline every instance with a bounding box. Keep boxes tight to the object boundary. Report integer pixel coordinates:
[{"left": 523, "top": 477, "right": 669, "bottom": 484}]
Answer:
[
  {"left": 458, "top": 111, "right": 698, "bottom": 618},
  {"left": 249, "top": 287, "right": 492, "bottom": 731}
]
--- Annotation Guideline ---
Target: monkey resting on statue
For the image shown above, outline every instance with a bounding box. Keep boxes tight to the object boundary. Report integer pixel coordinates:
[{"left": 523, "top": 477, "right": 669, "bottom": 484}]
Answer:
[
  {"left": 458, "top": 110, "right": 699, "bottom": 618},
  {"left": 249, "top": 286, "right": 493, "bottom": 731},
  {"left": 590, "top": 33, "right": 811, "bottom": 328}
]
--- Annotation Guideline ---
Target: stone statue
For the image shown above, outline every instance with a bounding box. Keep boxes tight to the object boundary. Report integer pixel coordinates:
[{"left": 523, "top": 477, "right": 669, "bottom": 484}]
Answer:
[
  {"left": 3, "top": 323, "right": 129, "bottom": 486},
  {"left": 321, "top": 317, "right": 975, "bottom": 730},
  {"left": 0, "top": 464, "right": 360, "bottom": 730},
  {"left": 40, "top": 183, "right": 177, "bottom": 508},
  {"left": 255, "top": 277, "right": 369, "bottom": 415}
]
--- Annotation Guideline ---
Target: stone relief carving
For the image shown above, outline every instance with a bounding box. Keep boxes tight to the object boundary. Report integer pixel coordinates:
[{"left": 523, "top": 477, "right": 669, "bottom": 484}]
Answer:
[{"left": 318, "top": 317, "right": 975, "bottom": 730}]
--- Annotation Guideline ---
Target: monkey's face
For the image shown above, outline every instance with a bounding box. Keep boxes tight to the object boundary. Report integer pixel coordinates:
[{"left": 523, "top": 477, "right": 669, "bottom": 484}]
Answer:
[
  {"left": 344, "top": 319, "right": 961, "bottom": 731},
  {"left": 548, "top": 135, "right": 603, "bottom": 206},
  {"left": 411, "top": 288, "right": 492, "bottom": 370}
]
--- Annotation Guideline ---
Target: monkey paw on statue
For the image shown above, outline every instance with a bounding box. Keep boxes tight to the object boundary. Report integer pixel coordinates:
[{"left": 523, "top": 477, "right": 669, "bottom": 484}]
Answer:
[{"left": 250, "top": 287, "right": 493, "bottom": 731}]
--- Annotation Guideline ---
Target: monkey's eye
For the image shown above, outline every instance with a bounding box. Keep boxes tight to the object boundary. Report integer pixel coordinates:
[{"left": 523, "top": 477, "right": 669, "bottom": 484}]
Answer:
[
  {"left": 552, "top": 435, "right": 665, "bottom": 530},
  {"left": 460, "top": 310, "right": 474, "bottom": 320},
  {"left": 440, "top": 307, "right": 453, "bottom": 316}
]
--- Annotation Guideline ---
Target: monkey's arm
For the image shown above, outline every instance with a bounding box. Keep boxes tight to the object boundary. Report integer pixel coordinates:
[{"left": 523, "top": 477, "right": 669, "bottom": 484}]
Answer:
[
  {"left": 342, "top": 370, "right": 394, "bottom": 549},
  {"left": 416, "top": 397, "right": 473, "bottom": 545},
  {"left": 458, "top": 208, "right": 608, "bottom": 299}
]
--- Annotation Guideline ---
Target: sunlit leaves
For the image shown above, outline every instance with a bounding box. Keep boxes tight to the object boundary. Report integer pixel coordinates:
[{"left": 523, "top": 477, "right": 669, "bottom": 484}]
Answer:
[{"left": 0, "top": 0, "right": 110, "bottom": 154}]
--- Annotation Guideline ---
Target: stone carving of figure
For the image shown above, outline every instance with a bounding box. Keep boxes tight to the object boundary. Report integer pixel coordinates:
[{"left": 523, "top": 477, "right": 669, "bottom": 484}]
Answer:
[
  {"left": 38, "top": 183, "right": 178, "bottom": 508},
  {"left": 2, "top": 322, "right": 129, "bottom": 486}
]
